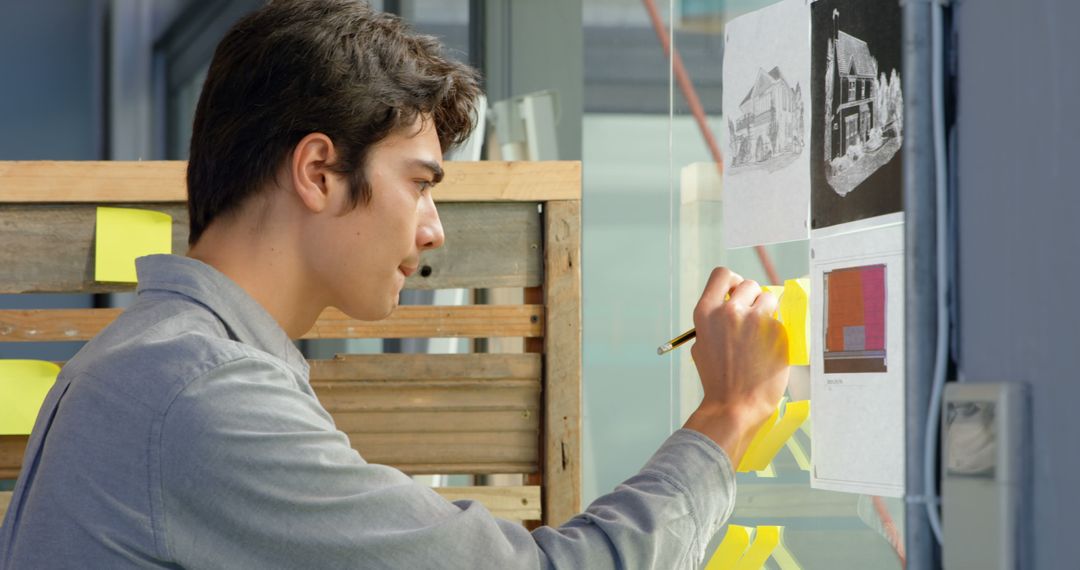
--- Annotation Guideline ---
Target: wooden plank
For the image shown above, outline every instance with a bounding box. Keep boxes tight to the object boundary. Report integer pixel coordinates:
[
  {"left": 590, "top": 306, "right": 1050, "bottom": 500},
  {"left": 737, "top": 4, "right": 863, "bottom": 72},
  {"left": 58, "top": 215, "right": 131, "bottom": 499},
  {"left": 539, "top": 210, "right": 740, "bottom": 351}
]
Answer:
[
  {"left": 0, "top": 435, "right": 26, "bottom": 480},
  {"left": 0, "top": 431, "right": 537, "bottom": 479},
  {"left": 0, "top": 161, "right": 580, "bottom": 203},
  {"left": 541, "top": 200, "right": 583, "bottom": 526},
  {"left": 315, "top": 380, "right": 539, "bottom": 414},
  {"left": 304, "top": 305, "right": 543, "bottom": 340},
  {"left": 0, "top": 202, "right": 541, "bottom": 294},
  {"left": 0, "top": 305, "right": 542, "bottom": 342},
  {"left": 0, "top": 355, "right": 543, "bottom": 478},
  {"left": 348, "top": 431, "right": 537, "bottom": 474},
  {"left": 434, "top": 485, "right": 541, "bottom": 521},
  {"left": 0, "top": 487, "right": 541, "bottom": 523},
  {"left": 309, "top": 353, "right": 541, "bottom": 381}
]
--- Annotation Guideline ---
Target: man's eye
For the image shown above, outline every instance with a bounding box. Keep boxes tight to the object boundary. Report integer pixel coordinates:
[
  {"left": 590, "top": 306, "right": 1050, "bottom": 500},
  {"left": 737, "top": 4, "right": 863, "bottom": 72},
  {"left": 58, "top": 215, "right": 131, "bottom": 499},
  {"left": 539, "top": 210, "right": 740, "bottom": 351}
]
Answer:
[{"left": 416, "top": 180, "right": 433, "bottom": 193}]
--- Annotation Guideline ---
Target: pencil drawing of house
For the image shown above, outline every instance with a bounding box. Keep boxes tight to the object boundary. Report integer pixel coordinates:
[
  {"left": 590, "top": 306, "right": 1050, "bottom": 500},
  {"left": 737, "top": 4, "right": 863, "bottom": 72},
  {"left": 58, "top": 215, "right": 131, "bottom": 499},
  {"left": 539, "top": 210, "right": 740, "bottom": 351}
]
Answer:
[
  {"left": 823, "top": 9, "right": 904, "bottom": 196},
  {"left": 727, "top": 66, "right": 804, "bottom": 171}
]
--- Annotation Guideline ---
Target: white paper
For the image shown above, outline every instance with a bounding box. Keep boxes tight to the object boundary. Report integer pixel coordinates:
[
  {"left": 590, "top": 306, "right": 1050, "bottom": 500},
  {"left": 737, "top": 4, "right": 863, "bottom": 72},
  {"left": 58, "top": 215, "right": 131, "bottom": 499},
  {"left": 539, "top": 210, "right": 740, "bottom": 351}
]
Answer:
[
  {"left": 809, "top": 220, "right": 905, "bottom": 497},
  {"left": 722, "top": 0, "right": 812, "bottom": 248}
]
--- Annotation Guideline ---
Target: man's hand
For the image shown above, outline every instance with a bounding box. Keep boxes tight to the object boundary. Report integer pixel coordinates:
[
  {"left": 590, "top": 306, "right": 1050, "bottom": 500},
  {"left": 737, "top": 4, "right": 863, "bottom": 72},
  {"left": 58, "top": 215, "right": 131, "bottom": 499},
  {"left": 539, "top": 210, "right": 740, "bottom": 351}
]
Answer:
[{"left": 682, "top": 267, "right": 790, "bottom": 467}]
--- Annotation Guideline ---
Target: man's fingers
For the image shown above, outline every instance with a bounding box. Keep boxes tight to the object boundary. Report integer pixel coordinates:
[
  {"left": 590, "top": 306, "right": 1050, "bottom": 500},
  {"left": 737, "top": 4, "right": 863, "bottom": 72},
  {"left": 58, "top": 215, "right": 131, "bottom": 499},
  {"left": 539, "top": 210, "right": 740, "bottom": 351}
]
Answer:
[
  {"left": 699, "top": 267, "right": 743, "bottom": 312},
  {"left": 728, "top": 278, "right": 762, "bottom": 307},
  {"left": 751, "top": 288, "right": 780, "bottom": 317}
]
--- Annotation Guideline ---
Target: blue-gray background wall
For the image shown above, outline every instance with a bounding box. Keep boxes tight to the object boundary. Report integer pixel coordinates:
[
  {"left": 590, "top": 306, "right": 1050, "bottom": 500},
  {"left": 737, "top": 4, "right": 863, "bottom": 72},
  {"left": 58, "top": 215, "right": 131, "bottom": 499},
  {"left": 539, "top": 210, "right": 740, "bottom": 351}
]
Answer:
[
  {"left": 0, "top": 0, "right": 101, "bottom": 160},
  {"left": 0, "top": 0, "right": 101, "bottom": 362},
  {"left": 957, "top": 0, "right": 1080, "bottom": 566}
]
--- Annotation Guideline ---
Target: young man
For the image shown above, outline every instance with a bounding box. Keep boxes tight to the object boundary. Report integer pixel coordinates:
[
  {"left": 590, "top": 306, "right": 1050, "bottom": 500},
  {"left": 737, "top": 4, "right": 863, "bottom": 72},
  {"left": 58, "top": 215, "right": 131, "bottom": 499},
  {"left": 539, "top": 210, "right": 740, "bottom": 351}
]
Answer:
[{"left": 0, "top": 1, "right": 789, "bottom": 568}]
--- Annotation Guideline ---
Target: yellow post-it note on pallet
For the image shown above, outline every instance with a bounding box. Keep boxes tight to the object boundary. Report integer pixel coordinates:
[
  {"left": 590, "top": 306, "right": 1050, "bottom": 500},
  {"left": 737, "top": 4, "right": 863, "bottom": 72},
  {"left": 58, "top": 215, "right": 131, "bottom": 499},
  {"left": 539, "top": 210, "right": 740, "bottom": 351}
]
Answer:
[
  {"left": 0, "top": 360, "right": 61, "bottom": 435},
  {"left": 95, "top": 207, "right": 173, "bottom": 283}
]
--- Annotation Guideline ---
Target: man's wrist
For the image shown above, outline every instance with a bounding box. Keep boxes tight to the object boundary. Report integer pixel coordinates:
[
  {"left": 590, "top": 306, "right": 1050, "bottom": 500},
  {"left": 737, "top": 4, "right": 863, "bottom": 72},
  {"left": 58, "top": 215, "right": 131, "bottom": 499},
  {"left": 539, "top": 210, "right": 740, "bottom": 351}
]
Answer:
[{"left": 682, "top": 402, "right": 759, "bottom": 467}]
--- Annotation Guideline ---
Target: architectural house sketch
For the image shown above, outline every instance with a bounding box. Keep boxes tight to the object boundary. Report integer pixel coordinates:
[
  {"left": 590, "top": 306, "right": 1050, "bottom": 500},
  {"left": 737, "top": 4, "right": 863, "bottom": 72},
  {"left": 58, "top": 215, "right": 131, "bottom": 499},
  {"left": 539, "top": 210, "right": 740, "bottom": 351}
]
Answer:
[
  {"left": 822, "top": 9, "right": 904, "bottom": 197},
  {"left": 728, "top": 66, "right": 805, "bottom": 172},
  {"left": 810, "top": 0, "right": 904, "bottom": 231},
  {"left": 722, "top": 0, "right": 811, "bottom": 248}
]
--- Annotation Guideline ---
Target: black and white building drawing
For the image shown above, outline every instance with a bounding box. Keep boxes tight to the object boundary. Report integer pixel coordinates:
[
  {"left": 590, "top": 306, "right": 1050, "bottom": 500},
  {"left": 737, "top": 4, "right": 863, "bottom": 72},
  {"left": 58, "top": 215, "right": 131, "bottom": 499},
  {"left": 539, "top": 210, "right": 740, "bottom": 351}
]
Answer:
[
  {"left": 822, "top": 8, "right": 904, "bottom": 197},
  {"left": 727, "top": 66, "right": 805, "bottom": 171}
]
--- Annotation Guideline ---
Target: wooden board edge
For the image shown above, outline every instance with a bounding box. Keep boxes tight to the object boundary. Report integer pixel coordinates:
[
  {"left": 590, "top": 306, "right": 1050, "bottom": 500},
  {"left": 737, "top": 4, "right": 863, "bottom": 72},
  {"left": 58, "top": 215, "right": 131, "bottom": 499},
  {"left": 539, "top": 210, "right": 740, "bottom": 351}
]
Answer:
[
  {"left": 0, "top": 161, "right": 581, "bottom": 203},
  {"left": 541, "top": 200, "right": 583, "bottom": 527}
]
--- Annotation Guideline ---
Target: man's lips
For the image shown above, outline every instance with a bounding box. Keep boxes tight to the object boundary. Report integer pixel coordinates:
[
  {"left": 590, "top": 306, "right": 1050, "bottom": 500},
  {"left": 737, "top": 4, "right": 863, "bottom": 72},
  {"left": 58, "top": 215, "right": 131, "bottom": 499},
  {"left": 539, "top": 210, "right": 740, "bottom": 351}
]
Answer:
[{"left": 399, "top": 265, "right": 418, "bottom": 277}]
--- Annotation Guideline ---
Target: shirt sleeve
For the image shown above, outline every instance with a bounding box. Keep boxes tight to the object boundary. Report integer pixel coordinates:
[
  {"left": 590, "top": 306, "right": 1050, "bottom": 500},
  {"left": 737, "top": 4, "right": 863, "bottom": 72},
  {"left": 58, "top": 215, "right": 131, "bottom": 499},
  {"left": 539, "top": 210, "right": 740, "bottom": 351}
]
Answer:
[{"left": 157, "top": 356, "right": 736, "bottom": 570}]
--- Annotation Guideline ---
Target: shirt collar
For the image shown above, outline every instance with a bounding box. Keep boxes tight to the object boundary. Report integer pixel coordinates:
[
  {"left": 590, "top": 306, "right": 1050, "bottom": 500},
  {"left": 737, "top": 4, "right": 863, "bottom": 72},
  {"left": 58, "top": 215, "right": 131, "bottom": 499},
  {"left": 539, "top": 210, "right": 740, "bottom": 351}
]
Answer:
[{"left": 134, "top": 254, "right": 309, "bottom": 376}]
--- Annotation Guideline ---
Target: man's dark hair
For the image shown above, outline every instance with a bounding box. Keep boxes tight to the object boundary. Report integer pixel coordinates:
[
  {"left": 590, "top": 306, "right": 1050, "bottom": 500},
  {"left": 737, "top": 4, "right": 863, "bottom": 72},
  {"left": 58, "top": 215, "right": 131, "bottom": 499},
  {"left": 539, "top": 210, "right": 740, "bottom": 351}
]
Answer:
[{"left": 186, "top": 0, "right": 481, "bottom": 245}]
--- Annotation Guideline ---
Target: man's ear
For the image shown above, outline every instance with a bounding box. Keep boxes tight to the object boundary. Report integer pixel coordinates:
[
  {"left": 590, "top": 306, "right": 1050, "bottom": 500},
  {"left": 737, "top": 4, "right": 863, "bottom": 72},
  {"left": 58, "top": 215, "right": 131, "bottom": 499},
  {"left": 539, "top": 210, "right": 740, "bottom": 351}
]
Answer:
[{"left": 290, "top": 133, "right": 339, "bottom": 214}]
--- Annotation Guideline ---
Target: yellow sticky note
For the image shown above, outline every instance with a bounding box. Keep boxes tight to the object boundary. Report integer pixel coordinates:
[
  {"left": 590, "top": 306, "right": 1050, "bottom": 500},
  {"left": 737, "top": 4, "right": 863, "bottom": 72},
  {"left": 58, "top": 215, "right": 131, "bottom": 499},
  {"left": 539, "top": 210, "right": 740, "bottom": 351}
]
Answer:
[
  {"left": 742, "top": 401, "right": 812, "bottom": 472},
  {"left": 0, "top": 360, "right": 61, "bottom": 435},
  {"left": 705, "top": 525, "right": 752, "bottom": 570},
  {"left": 780, "top": 278, "right": 810, "bottom": 366},
  {"left": 95, "top": 207, "right": 173, "bottom": 283},
  {"left": 737, "top": 407, "right": 779, "bottom": 472},
  {"left": 734, "top": 525, "right": 781, "bottom": 570}
]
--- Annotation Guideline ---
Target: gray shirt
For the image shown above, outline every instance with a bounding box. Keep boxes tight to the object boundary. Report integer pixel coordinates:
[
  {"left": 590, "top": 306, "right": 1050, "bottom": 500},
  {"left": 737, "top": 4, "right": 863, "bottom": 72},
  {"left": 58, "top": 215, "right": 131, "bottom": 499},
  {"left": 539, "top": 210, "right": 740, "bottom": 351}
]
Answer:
[{"left": 0, "top": 254, "right": 736, "bottom": 569}]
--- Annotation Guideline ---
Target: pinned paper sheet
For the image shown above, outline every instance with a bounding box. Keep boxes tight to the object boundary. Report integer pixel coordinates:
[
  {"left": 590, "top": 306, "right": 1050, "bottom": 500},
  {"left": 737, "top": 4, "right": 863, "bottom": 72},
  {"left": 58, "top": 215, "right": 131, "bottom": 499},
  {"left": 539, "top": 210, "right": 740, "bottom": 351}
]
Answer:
[
  {"left": 738, "top": 400, "right": 811, "bottom": 473},
  {"left": 95, "top": 207, "right": 173, "bottom": 283},
  {"left": 0, "top": 360, "right": 61, "bottom": 435},
  {"left": 707, "top": 525, "right": 801, "bottom": 570}
]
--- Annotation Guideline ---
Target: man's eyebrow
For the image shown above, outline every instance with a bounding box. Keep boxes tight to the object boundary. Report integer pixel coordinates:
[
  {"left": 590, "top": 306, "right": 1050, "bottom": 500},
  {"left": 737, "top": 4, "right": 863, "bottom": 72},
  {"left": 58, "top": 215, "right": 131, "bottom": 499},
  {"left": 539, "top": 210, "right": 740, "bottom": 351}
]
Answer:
[{"left": 411, "top": 159, "right": 444, "bottom": 184}]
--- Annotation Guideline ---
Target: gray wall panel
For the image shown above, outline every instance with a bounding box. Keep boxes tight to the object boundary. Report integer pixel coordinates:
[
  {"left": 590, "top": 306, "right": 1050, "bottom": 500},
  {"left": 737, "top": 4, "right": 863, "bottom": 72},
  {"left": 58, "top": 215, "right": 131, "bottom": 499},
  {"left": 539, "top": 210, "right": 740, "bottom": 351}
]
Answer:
[{"left": 957, "top": 0, "right": 1080, "bottom": 566}]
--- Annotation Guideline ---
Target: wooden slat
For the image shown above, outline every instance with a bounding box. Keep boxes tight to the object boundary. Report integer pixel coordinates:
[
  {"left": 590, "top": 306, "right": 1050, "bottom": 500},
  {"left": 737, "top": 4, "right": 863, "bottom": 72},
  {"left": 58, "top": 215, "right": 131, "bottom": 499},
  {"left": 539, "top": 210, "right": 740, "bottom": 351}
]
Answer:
[
  {"left": 0, "top": 202, "right": 541, "bottom": 294},
  {"left": 309, "top": 353, "right": 541, "bottom": 381},
  {"left": 0, "top": 436, "right": 26, "bottom": 480},
  {"left": 0, "top": 487, "right": 542, "bottom": 523},
  {"left": 434, "top": 485, "right": 541, "bottom": 520},
  {"left": 305, "top": 305, "right": 543, "bottom": 340},
  {"left": 0, "top": 433, "right": 537, "bottom": 479},
  {"left": 0, "top": 304, "right": 543, "bottom": 342},
  {"left": 0, "top": 161, "right": 580, "bottom": 203},
  {"left": 0, "top": 354, "right": 543, "bottom": 478},
  {"left": 347, "top": 432, "right": 537, "bottom": 474},
  {"left": 541, "top": 200, "right": 583, "bottom": 527}
]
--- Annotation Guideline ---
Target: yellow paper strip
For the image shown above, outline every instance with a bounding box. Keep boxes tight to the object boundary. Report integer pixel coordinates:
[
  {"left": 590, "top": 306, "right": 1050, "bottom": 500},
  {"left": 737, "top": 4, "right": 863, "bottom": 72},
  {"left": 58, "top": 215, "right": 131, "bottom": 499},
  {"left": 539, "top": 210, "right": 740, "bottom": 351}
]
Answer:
[
  {"left": 95, "top": 207, "right": 173, "bottom": 283},
  {"left": 742, "top": 401, "right": 812, "bottom": 472},
  {"left": 733, "top": 525, "right": 780, "bottom": 570},
  {"left": 0, "top": 360, "right": 61, "bottom": 435},
  {"left": 737, "top": 407, "right": 779, "bottom": 472},
  {"left": 780, "top": 278, "right": 810, "bottom": 365},
  {"left": 705, "top": 525, "right": 753, "bottom": 570}
]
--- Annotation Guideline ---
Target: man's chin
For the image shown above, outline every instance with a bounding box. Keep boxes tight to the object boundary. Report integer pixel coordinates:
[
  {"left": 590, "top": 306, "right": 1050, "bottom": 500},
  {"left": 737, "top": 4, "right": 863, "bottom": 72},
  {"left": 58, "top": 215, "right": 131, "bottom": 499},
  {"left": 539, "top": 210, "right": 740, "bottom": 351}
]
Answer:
[{"left": 335, "top": 300, "right": 396, "bottom": 322}]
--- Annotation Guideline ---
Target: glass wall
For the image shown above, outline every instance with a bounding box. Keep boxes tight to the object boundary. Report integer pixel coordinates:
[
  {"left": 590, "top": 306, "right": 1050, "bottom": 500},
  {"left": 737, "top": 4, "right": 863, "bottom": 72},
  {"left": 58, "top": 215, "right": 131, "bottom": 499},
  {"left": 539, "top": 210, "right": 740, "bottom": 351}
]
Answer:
[{"left": 581, "top": 0, "right": 906, "bottom": 567}]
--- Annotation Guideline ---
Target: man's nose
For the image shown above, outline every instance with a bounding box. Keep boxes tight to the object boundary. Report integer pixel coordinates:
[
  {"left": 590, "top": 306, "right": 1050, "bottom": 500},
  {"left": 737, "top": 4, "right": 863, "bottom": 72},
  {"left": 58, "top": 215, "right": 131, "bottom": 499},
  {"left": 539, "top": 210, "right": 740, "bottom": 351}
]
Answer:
[{"left": 417, "top": 195, "right": 445, "bottom": 251}]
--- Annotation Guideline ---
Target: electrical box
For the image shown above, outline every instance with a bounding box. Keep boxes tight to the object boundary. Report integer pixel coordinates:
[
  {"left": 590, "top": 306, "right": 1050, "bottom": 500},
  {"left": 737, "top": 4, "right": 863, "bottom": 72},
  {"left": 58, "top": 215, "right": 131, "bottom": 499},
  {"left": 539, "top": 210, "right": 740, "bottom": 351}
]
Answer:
[{"left": 942, "top": 382, "right": 1029, "bottom": 570}]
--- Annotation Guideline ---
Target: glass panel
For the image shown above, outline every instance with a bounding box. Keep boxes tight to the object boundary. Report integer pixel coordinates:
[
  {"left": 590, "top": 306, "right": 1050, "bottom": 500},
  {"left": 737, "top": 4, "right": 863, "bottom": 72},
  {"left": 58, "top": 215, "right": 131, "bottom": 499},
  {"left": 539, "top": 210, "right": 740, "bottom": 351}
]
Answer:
[
  {"left": 668, "top": 1, "right": 905, "bottom": 568},
  {"left": 581, "top": 0, "right": 680, "bottom": 506}
]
